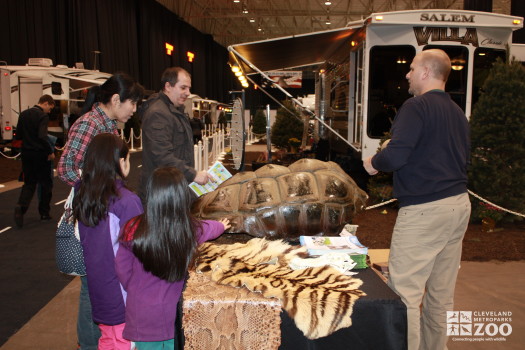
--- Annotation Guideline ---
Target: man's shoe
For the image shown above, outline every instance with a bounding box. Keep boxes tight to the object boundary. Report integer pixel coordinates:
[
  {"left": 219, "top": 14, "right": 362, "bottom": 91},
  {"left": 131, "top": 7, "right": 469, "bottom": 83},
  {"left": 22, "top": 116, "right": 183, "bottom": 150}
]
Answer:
[
  {"left": 14, "top": 206, "right": 24, "bottom": 228},
  {"left": 40, "top": 215, "right": 52, "bottom": 221}
]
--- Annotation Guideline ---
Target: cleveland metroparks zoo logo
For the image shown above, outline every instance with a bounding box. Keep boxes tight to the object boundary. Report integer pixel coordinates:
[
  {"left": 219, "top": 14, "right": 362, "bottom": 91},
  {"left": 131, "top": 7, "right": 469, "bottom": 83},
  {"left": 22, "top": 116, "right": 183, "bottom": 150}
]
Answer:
[{"left": 447, "top": 310, "right": 513, "bottom": 342}]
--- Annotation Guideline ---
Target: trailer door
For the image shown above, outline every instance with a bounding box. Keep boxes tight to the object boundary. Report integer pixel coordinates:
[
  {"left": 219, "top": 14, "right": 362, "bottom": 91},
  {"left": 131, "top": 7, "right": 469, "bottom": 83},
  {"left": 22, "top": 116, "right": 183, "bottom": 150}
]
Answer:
[
  {"left": 18, "top": 77, "right": 43, "bottom": 114},
  {"left": 366, "top": 45, "right": 415, "bottom": 139}
]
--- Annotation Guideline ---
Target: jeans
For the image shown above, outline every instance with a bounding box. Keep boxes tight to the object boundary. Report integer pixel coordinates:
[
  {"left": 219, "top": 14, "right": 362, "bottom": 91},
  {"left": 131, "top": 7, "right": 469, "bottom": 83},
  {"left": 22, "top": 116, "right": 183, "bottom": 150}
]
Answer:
[{"left": 78, "top": 275, "right": 101, "bottom": 350}]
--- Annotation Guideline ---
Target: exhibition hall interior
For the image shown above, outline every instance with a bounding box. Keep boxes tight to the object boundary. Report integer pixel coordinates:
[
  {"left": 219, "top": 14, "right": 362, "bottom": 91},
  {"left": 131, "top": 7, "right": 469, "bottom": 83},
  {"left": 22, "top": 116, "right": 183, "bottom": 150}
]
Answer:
[{"left": 0, "top": 0, "right": 524, "bottom": 349}]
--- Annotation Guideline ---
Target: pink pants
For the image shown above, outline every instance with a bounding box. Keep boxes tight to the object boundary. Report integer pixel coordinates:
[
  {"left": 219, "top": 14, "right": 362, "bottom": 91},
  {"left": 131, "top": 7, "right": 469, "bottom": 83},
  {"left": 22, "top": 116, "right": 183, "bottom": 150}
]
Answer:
[{"left": 98, "top": 323, "right": 130, "bottom": 350}]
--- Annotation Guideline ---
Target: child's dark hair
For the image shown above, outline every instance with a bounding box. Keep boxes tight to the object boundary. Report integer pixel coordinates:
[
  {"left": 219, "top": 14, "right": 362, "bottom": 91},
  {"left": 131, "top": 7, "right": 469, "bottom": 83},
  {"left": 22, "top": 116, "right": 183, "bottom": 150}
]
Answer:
[
  {"left": 73, "top": 133, "right": 129, "bottom": 227},
  {"left": 130, "top": 167, "right": 200, "bottom": 282},
  {"left": 81, "top": 72, "right": 144, "bottom": 114}
]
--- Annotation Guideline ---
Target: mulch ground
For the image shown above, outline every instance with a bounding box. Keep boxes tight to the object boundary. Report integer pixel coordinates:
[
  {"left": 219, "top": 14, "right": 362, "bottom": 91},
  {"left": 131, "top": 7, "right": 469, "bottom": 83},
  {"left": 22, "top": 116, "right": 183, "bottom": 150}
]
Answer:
[{"left": 352, "top": 205, "right": 525, "bottom": 262}]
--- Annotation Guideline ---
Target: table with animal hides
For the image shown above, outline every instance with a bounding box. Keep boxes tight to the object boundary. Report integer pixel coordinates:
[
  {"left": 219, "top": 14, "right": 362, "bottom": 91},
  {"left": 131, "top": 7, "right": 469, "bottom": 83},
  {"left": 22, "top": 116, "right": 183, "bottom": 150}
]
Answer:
[{"left": 182, "top": 239, "right": 407, "bottom": 350}]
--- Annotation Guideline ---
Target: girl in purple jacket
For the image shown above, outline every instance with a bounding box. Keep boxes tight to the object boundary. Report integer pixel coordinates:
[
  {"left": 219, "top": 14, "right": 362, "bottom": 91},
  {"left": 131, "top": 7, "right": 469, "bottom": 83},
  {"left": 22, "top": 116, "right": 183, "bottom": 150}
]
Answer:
[
  {"left": 73, "top": 133, "right": 143, "bottom": 350},
  {"left": 116, "top": 167, "right": 230, "bottom": 349}
]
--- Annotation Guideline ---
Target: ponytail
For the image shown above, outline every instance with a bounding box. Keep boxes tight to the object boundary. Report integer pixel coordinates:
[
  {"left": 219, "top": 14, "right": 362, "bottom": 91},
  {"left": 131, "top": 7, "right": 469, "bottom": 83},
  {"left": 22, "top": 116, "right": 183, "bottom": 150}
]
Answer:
[
  {"left": 80, "top": 73, "right": 144, "bottom": 115},
  {"left": 81, "top": 85, "right": 101, "bottom": 115}
]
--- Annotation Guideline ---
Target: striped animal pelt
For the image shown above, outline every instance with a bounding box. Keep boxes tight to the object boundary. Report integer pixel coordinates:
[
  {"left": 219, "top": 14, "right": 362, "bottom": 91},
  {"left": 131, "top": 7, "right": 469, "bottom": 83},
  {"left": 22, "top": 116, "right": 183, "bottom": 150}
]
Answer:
[{"left": 195, "top": 238, "right": 365, "bottom": 339}]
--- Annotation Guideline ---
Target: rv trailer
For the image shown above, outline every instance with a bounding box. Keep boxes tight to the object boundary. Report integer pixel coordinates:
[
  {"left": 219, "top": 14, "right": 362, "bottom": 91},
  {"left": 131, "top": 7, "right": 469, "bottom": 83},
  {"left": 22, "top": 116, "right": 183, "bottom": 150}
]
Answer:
[
  {"left": 229, "top": 9, "right": 523, "bottom": 160},
  {"left": 0, "top": 58, "right": 111, "bottom": 143},
  {"left": 511, "top": 43, "right": 525, "bottom": 64}
]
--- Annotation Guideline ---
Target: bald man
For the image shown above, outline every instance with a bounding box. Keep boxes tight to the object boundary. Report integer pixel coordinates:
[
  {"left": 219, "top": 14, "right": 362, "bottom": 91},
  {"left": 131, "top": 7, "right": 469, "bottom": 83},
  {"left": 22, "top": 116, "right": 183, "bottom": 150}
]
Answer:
[{"left": 364, "top": 49, "right": 471, "bottom": 350}]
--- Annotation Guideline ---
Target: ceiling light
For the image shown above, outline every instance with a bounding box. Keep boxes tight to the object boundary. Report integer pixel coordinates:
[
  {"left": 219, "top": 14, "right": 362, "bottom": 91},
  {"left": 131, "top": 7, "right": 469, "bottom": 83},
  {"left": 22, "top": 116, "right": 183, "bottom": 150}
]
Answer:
[
  {"left": 258, "top": 26, "right": 262, "bottom": 31},
  {"left": 325, "top": 17, "right": 331, "bottom": 25},
  {"left": 451, "top": 57, "right": 466, "bottom": 71},
  {"left": 233, "top": 0, "right": 240, "bottom": 3},
  {"left": 325, "top": 1, "right": 332, "bottom": 5},
  {"left": 249, "top": 18, "right": 255, "bottom": 23}
]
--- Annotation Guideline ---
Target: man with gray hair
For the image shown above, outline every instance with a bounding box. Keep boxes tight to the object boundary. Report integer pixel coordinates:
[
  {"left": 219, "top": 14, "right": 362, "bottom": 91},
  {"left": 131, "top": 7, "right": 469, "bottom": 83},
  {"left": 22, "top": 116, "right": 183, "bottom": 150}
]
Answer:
[{"left": 364, "top": 49, "right": 471, "bottom": 350}]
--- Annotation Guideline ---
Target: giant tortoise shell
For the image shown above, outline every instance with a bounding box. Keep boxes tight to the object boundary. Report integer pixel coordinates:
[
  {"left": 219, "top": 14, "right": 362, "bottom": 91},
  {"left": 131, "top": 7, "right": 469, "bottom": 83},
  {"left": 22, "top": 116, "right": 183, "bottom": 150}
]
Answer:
[{"left": 193, "top": 158, "right": 369, "bottom": 240}]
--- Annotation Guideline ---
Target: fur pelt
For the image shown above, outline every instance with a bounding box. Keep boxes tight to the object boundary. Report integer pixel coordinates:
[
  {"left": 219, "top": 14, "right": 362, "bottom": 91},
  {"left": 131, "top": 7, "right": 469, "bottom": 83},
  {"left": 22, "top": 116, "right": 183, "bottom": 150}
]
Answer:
[{"left": 195, "top": 238, "right": 365, "bottom": 339}]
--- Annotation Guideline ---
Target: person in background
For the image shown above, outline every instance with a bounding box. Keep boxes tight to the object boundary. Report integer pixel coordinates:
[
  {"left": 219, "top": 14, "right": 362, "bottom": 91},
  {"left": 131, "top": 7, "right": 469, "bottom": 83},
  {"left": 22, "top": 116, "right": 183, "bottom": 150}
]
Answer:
[
  {"left": 190, "top": 110, "right": 204, "bottom": 144},
  {"left": 363, "top": 49, "right": 471, "bottom": 350},
  {"left": 57, "top": 73, "right": 144, "bottom": 350},
  {"left": 139, "top": 67, "right": 212, "bottom": 201},
  {"left": 14, "top": 94, "right": 55, "bottom": 228},
  {"left": 116, "top": 166, "right": 230, "bottom": 349},
  {"left": 73, "top": 133, "right": 143, "bottom": 350}
]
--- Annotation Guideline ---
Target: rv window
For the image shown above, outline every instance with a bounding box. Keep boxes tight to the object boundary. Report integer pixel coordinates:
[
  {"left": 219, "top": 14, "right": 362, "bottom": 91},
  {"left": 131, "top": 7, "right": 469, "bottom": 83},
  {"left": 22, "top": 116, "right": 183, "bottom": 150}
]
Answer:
[
  {"left": 367, "top": 45, "right": 415, "bottom": 139},
  {"left": 472, "top": 48, "right": 506, "bottom": 109},
  {"left": 51, "top": 82, "right": 62, "bottom": 95},
  {"left": 424, "top": 45, "right": 469, "bottom": 112}
]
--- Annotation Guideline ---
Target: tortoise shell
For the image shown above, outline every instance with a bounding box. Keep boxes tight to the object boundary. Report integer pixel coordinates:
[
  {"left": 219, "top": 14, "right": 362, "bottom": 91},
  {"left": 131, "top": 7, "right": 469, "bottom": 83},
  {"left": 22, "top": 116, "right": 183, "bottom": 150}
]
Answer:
[{"left": 192, "top": 158, "right": 368, "bottom": 240}]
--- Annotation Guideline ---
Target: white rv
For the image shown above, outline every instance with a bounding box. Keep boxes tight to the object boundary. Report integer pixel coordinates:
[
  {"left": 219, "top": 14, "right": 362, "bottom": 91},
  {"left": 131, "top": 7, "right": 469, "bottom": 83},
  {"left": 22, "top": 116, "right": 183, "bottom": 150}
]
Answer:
[
  {"left": 229, "top": 9, "right": 523, "bottom": 159},
  {"left": 511, "top": 43, "right": 525, "bottom": 64},
  {"left": 0, "top": 58, "right": 111, "bottom": 143}
]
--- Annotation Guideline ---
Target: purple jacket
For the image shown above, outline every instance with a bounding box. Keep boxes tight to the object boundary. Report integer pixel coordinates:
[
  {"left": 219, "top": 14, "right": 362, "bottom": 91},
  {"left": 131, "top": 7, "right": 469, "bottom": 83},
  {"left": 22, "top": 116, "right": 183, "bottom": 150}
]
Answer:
[
  {"left": 77, "top": 180, "right": 143, "bottom": 325},
  {"left": 115, "top": 219, "right": 225, "bottom": 341}
]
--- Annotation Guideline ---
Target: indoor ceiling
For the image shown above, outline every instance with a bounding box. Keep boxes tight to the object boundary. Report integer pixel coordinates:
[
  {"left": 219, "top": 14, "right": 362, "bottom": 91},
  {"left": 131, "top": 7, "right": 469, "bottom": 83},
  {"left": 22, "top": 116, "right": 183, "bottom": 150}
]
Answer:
[{"left": 155, "top": 0, "right": 463, "bottom": 47}]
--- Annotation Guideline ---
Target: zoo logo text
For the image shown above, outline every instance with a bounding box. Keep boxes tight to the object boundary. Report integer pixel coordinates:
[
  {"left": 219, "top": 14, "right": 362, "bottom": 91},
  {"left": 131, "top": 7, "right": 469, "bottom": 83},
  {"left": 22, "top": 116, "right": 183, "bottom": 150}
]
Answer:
[{"left": 447, "top": 310, "right": 512, "bottom": 342}]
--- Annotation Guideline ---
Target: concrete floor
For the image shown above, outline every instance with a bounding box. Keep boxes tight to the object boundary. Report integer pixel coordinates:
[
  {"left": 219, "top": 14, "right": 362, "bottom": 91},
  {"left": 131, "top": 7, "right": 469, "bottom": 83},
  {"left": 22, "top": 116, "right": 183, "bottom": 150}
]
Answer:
[{"left": 1, "top": 252, "right": 523, "bottom": 350}]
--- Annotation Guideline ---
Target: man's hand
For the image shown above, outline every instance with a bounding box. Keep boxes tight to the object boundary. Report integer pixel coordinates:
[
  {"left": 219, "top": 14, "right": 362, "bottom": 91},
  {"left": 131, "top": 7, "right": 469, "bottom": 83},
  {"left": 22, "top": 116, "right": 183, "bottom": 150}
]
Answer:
[
  {"left": 363, "top": 156, "right": 378, "bottom": 175},
  {"left": 193, "top": 170, "right": 213, "bottom": 185}
]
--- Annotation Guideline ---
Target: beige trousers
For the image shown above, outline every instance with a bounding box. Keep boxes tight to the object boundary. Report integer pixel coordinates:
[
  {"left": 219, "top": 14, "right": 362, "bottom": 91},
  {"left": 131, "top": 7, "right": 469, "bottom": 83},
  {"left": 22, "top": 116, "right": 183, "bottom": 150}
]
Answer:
[{"left": 388, "top": 193, "right": 471, "bottom": 350}]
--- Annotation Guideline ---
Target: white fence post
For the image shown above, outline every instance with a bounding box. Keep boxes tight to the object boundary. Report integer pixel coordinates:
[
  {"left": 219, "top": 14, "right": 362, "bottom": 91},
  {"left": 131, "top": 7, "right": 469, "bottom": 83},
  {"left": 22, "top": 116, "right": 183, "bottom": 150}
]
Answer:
[
  {"left": 219, "top": 129, "right": 224, "bottom": 155},
  {"left": 194, "top": 142, "right": 201, "bottom": 171},
  {"left": 203, "top": 136, "right": 209, "bottom": 169},
  {"left": 130, "top": 128, "right": 135, "bottom": 151}
]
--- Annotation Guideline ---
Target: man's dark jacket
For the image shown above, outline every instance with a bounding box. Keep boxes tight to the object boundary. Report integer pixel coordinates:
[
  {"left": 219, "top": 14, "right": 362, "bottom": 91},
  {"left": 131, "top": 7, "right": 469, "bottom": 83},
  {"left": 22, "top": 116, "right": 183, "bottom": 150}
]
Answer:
[
  {"left": 15, "top": 105, "right": 53, "bottom": 155},
  {"left": 139, "top": 92, "right": 195, "bottom": 196}
]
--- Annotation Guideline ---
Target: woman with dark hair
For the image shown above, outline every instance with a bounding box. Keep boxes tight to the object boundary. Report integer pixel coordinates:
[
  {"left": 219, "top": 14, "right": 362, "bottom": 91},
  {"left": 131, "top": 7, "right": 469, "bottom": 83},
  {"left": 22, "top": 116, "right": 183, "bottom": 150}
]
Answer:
[
  {"left": 115, "top": 167, "right": 230, "bottom": 348},
  {"left": 58, "top": 72, "right": 144, "bottom": 186},
  {"left": 57, "top": 72, "right": 143, "bottom": 350},
  {"left": 74, "top": 133, "right": 143, "bottom": 350}
]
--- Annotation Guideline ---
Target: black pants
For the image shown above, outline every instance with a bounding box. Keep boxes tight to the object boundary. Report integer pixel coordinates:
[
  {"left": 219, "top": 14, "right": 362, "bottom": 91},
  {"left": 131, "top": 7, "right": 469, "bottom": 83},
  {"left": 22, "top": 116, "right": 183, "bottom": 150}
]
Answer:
[{"left": 17, "top": 150, "right": 53, "bottom": 216}]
